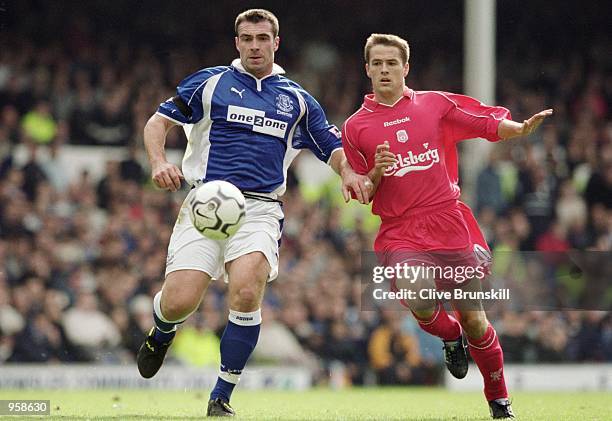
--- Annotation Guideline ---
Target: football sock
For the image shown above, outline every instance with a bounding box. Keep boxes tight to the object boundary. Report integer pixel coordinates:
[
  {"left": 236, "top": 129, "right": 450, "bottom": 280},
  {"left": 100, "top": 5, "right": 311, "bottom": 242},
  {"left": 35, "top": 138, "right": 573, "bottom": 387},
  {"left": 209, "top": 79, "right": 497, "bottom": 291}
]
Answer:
[
  {"left": 412, "top": 302, "right": 462, "bottom": 341},
  {"left": 210, "top": 309, "right": 262, "bottom": 402},
  {"left": 152, "top": 290, "right": 188, "bottom": 343},
  {"left": 467, "top": 322, "right": 508, "bottom": 401}
]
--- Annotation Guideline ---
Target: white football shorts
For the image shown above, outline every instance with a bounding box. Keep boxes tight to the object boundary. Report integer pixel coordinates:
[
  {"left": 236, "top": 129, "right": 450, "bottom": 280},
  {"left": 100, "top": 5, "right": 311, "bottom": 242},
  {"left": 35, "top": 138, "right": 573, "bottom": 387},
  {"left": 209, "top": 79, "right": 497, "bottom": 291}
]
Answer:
[{"left": 165, "top": 188, "right": 284, "bottom": 281}]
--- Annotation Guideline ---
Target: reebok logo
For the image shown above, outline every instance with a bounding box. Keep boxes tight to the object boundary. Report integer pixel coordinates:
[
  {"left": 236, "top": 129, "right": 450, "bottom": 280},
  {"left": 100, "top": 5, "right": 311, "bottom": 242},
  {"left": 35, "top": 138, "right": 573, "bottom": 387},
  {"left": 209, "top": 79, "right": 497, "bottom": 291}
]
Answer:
[
  {"left": 384, "top": 116, "right": 410, "bottom": 127},
  {"left": 384, "top": 144, "right": 440, "bottom": 177},
  {"left": 227, "top": 105, "right": 288, "bottom": 138}
]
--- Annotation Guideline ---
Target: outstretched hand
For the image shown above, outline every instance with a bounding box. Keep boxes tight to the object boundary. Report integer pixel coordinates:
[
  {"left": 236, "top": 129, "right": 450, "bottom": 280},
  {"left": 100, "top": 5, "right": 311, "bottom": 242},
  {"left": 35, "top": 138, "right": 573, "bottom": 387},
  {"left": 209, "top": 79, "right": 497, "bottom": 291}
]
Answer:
[{"left": 520, "top": 109, "right": 554, "bottom": 136}]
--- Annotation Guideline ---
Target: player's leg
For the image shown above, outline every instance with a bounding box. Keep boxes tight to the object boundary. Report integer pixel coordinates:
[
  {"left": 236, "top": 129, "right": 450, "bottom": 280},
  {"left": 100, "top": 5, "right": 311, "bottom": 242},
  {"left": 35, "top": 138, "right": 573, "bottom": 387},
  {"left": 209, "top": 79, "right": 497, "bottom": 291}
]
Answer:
[
  {"left": 137, "top": 269, "right": 212, "bottom": 378},
  {"left": 390, "top": 257, "right": 467, "bottom": 379},
  {"left": 154, "top": 269, "right": 212, "bottom": 341},
  {"left": 139, "top": 191, "right": 222, "bottom": 379},
  {"left": 452, "top": 280, "right": 513, "bottom": 418},
  {"left": 207, "top": 251, "right": 269, "bottom": 417},
  {"left": 207, "top": 198, "right": 283, "bottom": 416}
]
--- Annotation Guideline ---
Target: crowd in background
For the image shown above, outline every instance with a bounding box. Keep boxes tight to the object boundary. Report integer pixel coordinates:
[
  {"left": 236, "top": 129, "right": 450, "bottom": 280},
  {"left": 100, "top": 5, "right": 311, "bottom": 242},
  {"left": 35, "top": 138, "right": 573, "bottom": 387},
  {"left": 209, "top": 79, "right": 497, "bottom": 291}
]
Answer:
[{"left": 0, "top": 1, "right": 610, "bottom": 385}]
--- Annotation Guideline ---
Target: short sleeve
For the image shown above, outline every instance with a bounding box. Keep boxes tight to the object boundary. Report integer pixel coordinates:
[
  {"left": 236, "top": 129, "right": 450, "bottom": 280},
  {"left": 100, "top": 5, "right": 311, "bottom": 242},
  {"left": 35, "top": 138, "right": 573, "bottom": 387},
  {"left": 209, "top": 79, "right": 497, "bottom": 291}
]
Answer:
[
  {"left": 441, "top": 93, "right": 512, "bottom": 143},
  {"left": 292, "top": 92, "right": 343, "bottom": 163},
  {"left": 341, "top": 120, "right": 369, "bottom": 175},
  {"left": 157, "top": 67, "right": 226, "bottom": 125}
]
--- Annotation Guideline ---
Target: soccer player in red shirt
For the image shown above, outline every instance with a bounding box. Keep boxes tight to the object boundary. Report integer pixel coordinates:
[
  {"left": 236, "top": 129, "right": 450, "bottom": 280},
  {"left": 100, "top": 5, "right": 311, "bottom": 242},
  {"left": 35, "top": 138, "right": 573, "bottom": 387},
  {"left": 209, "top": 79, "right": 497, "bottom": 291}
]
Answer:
[{"left": 343, "top": 34, "right": 552, "bottom": 419}]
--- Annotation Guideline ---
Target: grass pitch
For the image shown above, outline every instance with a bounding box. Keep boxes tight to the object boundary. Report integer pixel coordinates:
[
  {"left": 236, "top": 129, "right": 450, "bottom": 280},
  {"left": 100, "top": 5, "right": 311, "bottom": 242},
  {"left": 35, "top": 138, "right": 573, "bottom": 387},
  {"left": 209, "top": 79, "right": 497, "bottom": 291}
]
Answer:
[{"left": 1, "top": 388, "right": 609, "bottom": 420}]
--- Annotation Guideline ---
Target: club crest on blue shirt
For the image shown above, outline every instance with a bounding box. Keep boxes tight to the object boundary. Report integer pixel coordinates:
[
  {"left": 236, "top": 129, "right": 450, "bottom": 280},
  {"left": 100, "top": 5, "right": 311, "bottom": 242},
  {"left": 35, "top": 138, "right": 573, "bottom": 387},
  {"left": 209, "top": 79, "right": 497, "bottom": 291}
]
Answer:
[{"left": 276, "top": 94, "right": 294, "bottom": 113}]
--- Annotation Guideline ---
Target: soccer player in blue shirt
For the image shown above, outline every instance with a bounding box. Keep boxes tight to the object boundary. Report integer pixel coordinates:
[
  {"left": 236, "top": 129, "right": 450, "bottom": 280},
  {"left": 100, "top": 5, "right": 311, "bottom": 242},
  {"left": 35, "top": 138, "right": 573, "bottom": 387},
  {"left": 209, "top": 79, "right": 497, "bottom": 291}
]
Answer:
[{"left": 138, "top": 8, "right": 371, "bottom": 417}]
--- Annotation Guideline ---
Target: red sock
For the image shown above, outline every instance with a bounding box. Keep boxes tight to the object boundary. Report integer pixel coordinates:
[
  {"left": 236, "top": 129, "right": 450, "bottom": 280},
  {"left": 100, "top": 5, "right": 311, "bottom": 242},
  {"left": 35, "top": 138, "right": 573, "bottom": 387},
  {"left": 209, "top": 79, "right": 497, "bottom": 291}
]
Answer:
[
  {"left": 412, "top": 303, "right": 462, "bottom": 341},
  {"left": 467, "top": 323, "right": 508, "bottom": 401}
]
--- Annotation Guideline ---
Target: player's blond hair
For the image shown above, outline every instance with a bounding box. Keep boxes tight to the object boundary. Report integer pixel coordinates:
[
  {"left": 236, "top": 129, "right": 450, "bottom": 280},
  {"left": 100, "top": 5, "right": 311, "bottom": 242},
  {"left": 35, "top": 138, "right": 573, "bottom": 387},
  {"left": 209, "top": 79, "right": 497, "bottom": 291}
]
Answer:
[
  {"left": 235, "top": 9, "right": 279, "bottom": 38},
  {"left": 364, "top": 34, "right": 410, "bottom": 65}
]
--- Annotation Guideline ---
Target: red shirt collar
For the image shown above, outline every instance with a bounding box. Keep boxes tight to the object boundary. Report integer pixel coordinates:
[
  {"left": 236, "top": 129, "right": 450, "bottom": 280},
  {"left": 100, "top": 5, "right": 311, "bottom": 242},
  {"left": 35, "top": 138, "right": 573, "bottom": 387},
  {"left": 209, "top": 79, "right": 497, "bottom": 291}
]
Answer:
[{"left": 363, "top": 86, "right": 414, "bottom": 109}]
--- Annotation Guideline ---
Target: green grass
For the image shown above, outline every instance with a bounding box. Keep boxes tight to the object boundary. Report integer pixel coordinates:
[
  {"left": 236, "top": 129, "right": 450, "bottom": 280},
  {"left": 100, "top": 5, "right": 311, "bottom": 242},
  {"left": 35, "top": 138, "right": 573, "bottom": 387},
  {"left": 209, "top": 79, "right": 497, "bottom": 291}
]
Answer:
[{"left": 0, "top": 388, "right": 610, "bottom": 420}]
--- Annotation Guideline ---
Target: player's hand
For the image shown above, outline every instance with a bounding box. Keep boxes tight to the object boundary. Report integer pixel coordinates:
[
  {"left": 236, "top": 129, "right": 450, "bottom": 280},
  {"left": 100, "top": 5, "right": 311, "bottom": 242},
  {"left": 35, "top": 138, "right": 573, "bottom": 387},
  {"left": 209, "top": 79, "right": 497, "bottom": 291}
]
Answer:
[
  {"left": 520, "top": 109, "right": 553, "bottom": 136},
  {"left": 373, "top": 141, "right": 398, "bottom": 176},
  {"left": 341, "top": 168, "right": 371, "bottom": 204},
  {"left": 151, "top": 161, "right": 184, "bottom": 192}
]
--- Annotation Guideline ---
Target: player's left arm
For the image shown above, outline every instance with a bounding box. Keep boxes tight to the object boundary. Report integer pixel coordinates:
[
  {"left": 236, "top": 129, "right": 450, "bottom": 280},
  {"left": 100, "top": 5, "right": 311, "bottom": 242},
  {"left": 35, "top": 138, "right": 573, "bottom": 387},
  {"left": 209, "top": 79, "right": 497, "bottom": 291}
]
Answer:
[
  {"left": 329, "top": 148, "right": 371, "bottom": 204},
  {"left": 442, "top": 92, "right": 552, "bottom": 142},
  {"left": 497, "top": 109, "right": 554, "bottom": 140},
  {"left": 298, "top": 92, "right": 371, "bottom": 204}
]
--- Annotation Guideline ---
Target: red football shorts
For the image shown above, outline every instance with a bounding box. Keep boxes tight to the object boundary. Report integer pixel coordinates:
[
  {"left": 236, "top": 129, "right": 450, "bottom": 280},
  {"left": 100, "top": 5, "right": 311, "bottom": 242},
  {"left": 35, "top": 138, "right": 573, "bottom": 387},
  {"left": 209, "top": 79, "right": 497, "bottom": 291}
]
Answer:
[{"left": 375, "top": 200, "right": 491, "bottom": 288}]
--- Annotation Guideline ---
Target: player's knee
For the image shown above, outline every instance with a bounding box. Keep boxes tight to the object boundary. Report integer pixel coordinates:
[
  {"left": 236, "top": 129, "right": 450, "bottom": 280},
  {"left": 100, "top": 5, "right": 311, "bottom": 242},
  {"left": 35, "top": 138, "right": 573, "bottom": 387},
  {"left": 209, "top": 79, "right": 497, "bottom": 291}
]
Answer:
[
  {"left": 231, "top": 287, "right": 260, "bottom": 312},
  {"left": 461, "top": 314, "right": 488, "bottom": 339},
  {"left": 161, "top": 295, "right": 197, "bottom": 321}
]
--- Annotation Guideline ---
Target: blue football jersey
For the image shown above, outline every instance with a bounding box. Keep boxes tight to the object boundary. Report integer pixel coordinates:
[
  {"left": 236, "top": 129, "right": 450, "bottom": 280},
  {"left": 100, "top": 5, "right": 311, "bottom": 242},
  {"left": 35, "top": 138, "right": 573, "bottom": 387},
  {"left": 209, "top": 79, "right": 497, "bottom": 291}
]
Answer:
[{"left": 157, "top": 59, "right": 342, "bottom": 195}]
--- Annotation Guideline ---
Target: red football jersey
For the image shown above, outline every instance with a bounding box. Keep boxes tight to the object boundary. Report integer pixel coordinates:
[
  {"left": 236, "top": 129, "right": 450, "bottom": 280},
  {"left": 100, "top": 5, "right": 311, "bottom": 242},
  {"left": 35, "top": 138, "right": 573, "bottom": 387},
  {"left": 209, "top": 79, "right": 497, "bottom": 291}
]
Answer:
[{"left": 342, "top": 87, "right": 511, "bottom": 220}]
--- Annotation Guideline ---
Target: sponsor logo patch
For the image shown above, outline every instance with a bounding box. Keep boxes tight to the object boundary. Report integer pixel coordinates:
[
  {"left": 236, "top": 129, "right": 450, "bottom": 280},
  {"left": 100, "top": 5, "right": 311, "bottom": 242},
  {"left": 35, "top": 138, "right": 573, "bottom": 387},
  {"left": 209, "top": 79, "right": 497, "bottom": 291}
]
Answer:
[
  {"left": 227, "top": 105, "right": 288, "bottom": 138},
  {"left": 384, "top": 143, "right": 440, "bottom": 177}
]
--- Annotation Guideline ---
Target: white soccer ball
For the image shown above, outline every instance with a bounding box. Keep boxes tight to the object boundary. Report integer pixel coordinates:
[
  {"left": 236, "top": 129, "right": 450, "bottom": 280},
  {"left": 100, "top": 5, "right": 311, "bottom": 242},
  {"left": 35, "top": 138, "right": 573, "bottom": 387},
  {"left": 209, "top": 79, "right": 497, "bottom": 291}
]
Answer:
[{"left": 189, "top": 181, "right": 246, "bottom": 240}]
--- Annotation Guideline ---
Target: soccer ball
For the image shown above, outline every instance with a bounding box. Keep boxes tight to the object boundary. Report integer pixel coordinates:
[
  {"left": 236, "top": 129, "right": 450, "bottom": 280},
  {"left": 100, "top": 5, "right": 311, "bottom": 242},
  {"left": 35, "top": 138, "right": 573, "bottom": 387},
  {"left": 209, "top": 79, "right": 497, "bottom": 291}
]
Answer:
[{"left": 189, "top": 181, "right": 246, "bottom": 240}]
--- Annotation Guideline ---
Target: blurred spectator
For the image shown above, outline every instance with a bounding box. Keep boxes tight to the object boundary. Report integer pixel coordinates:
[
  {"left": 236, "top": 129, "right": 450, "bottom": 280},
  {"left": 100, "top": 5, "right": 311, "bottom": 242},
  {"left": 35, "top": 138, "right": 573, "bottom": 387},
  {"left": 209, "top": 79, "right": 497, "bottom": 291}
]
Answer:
[
  {"left": 368, "top": 312, "right": 423, "bottom": 385},
  {"left": 21, "top": 101, "right": 57, "bottom": 145},
  {"left": 534, "top": 314, "right": 569, "bottom": 362},
  {"left": 120, "top": 143, "right": 146, "bottom": 184},
  {"left": 62, "top": 291, "right": 121, "bottom": 361},
  {"left": 498, "top": 311, "right": 533, "bottom": 362},
  {"left": 476, "top": 151, "right": 506, "bottom": 214}
]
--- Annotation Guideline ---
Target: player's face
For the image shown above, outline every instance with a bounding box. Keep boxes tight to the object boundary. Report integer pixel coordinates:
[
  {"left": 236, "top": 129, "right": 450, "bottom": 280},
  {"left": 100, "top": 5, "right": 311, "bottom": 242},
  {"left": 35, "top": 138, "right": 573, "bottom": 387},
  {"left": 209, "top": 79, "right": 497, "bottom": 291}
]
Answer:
[
  {"left": 235, "top": 21, "right": 279, "bottom": 78},
  {"left": 366, "top": 45, "right": 409, "bottom": 98}
]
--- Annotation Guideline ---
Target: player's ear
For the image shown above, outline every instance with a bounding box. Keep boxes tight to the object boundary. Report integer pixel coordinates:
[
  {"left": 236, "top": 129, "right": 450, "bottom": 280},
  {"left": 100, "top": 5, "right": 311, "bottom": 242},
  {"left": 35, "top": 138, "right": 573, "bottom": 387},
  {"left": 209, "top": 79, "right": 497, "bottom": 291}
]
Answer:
[
  {"left": 365, "top": 63, "right": 371, "bottom": 78},
  {"left": 274, "top": 36, "right": 280, "bottom": 52},
  {"left": 235, "top": 36, "right": 240, "bottom": 52},
  {"left": 403, "top": 62, "right": 409, "bottom": 78}
]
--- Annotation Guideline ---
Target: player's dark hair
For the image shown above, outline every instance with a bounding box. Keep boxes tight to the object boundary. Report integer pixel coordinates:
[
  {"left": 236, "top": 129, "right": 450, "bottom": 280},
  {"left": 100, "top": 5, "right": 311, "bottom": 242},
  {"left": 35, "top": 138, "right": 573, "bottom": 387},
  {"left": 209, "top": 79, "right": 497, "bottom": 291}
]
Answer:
[
  {"left": 235, "top": 9, "right": 279, "bottom": 38},
  {"left": 365, "top": 34, "right": 410, "bottom": 65}
]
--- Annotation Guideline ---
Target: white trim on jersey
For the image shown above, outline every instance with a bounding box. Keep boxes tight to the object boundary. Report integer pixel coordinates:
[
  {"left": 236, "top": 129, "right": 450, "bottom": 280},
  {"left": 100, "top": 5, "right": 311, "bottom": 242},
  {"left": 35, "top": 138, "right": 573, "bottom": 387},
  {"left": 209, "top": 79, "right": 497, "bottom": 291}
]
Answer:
[
  {"left": 429, "top": 91, "right": 506, "bottom": 121},
  {"left": 155, "top": 111, "right": 186, "bottom": 126},
  {"left": 293, "top": 90, "right": 325, "bottom": 155},
  {"left": 343, "top": 108, "right": 369, "bottom": 169},
  {"left": 272, "top": 88, "right": 307, "bottom": 197},
  {"left": 326, "top": 147, "right": 344, "bottom": 165},
  {"left": 231, "top": 59, "right": 285, "bottom": 92},
  {"left": 181, "top": 72, "right": 226, "bottom": 186}
]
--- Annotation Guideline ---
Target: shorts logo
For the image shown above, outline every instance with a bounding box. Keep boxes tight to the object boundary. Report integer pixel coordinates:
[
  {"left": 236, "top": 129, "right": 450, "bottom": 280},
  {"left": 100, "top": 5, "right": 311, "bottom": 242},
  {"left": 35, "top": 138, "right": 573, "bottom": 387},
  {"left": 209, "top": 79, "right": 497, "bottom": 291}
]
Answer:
[
  {"left": 473, "top": 244, "right": 492, "bottom": 266},
  {"left": 227, "top": 105, "right": 288, "bottom": 138},
  {"left": 396, "top": 129, "right": 408, "bottom": 143},
  {"left": 384, "top": 143, "right": 440, "bottom": 177}
]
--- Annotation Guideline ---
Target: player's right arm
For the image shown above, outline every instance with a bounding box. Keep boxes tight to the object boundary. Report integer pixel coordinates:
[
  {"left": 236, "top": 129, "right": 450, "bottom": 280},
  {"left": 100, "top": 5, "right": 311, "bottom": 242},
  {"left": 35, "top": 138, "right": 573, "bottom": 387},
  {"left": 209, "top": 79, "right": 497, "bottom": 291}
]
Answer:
[
  {"left": 143, "top": 114, "right": 184, "bottom": 192},
  {"left": 341, "top": 119, "right": 398, "bottom": 202},
  {"left": 367, "top": 141, "right": 397, "bottom": 199},
  {"left": 144, "top": 67, "right": 226, "bottom": 192}
]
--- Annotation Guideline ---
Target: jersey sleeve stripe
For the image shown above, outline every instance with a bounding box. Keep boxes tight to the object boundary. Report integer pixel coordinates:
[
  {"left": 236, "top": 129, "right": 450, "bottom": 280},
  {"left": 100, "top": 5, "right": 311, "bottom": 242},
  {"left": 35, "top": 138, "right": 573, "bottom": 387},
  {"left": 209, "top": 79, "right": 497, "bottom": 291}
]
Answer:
[
  {"left": 343, "top": 109, "right": 369, "bottom": 168},
  {"left": 326, "top": 147, "right": 344, "bottom": 165},
  {"left": 186, "top": 69, "right": 230, "bottom": 106},
  {"left": 155, "top": 110, "right": 185, "bottom": 126},
  {"left": 293, "top": 90, "right": 325, "bottom": 155}
]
